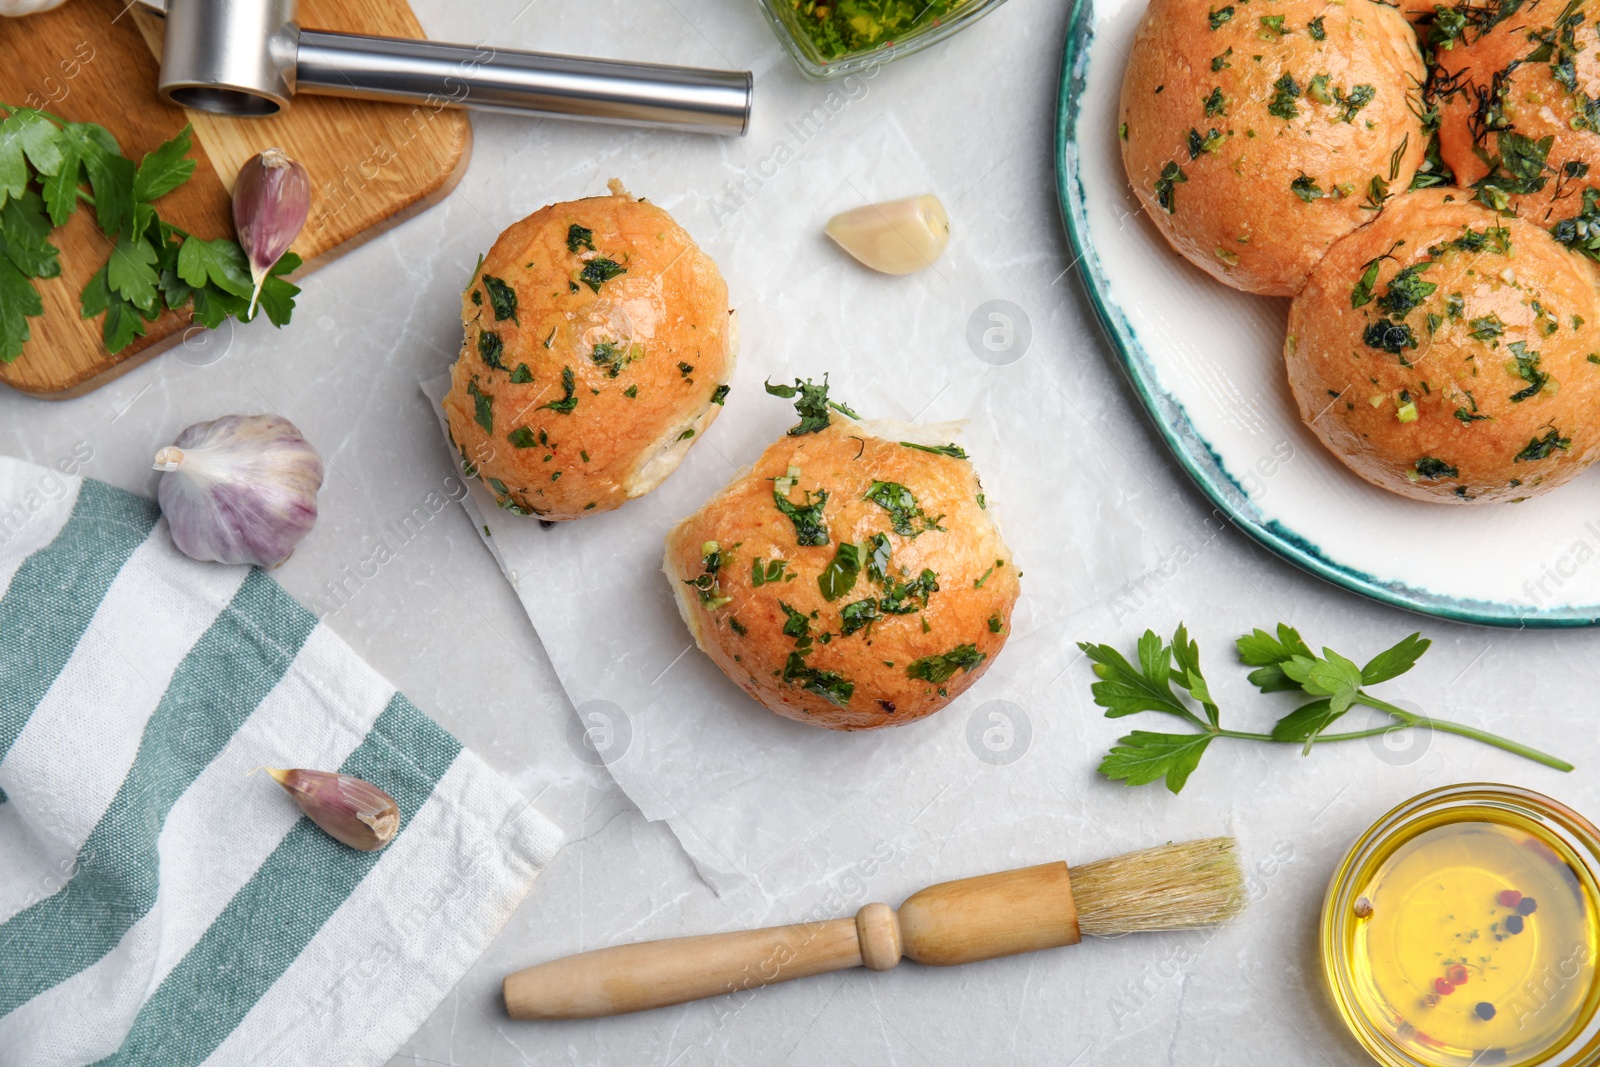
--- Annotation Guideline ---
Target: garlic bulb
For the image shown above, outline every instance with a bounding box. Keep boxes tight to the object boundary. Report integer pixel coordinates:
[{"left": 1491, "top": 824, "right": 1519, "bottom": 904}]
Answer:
[
  {"left": 265, "top": 767, "right": 399, "bottom": 851},
  {"left": 234, "top": 148, "right": 310, "bottom": 318},
  {"left": 154, "top": 414, "right": 324, "bottom": 568},
  {"left": 825, "top": 194, "right": 950, "bottom": 275},
  {"left": 0, "top": 0, "right": 71, "bottom": 16}
]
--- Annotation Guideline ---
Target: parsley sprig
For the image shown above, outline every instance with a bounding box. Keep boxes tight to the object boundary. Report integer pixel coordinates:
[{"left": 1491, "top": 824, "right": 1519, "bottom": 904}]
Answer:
[
  {"left": 765, "top": 375, "right": 860, "bottom": 435},
  {"left": 0, "top": 106, "right": 298, "bottom": 361},
  {"left": 1079, "top": 623, "right": 1572, "bottom": 793}
]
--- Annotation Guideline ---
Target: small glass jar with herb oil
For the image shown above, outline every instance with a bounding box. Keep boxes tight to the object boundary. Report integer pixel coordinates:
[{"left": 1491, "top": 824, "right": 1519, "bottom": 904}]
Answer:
[
  {"left": 755, "top": 0, "right": 1010, "bottom": 80},
  {"left": 1323, "top": 785, "right": 1600, "bottom": 1067}
]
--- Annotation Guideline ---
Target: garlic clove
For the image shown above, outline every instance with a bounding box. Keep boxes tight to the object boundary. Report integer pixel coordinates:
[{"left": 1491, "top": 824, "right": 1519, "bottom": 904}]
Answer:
[
  {"left": 234, "top": 148, "right": 310, "bottom": 318},
  {"left": 154, "top": 414, "right": 324, "bottom": 569},
  {"left": 824, "top": 194, "right": 950, "bottom": 275},
  {"left": 265, "top": 767, "right": 400, "bottom": 852}
]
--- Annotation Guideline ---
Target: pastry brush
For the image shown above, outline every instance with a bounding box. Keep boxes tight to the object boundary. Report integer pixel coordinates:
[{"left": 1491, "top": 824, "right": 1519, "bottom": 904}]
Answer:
[{"left": 503, "top": 837, "right": 1245, "bottom": 1020}]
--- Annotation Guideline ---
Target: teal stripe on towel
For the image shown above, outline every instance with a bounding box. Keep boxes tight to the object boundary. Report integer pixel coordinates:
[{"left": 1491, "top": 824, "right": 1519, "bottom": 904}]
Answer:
[
  {"left": 95, "top": 693, "right": 461, "bottom": 1066},
  {"left": 0, "top": 569, "right": 317, "bottom": 1015},
  {"left": 0, "top": 481, "right": 159, "bottom": 763}
]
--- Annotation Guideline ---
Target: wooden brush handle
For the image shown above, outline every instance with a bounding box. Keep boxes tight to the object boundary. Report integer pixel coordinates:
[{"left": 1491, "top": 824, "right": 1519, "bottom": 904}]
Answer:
[{"left": 504, "top": 862, "right": 1079, "bottom": 1020}]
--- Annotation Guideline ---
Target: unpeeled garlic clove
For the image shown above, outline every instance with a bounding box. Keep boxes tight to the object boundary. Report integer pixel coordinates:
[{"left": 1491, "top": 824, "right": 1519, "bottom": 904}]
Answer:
[
  {"left": 824, "top": 194, "right": 950, "bottom": 275},
  {"left": 154, "top": 414, "right": 324, "bottom": 569},
  {"left": 265, "top": 767, "right": 400, "bottom": 851},
  {"left": 234, "top": 148, "right": 310, "bottom": 318}
]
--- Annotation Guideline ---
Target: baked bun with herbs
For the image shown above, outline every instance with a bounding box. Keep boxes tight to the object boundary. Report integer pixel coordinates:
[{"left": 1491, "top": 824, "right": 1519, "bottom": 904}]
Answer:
[
  {"left": 443, "top": 181, "right": 736, "bottom": 519},
  {"left": 1426, "top": 0, "right": 1600, "bottom": 250},
  {"left": 664, "top": 380, "right": 1019, "bottom": 731},
  {"left": 1119, "top": 0, "right": 1428, "bottom": 295},
  {"left": 1286, "top": 188, "right": 1600, "bottom": 503}
]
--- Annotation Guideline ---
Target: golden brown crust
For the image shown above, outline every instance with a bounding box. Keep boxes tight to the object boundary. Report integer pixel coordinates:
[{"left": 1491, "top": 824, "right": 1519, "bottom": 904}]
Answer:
[
  {"left": 1119, "top": 0, "right": 1427, "bottom": 296},
  {"left": 1286, "top": 189, "right": 1600, "bottom": 502},
  {"left": 664, "top": 423, "right": 1020, "bottom": 731},
  {"left": 443, "top": 191, "right": 734, "bottom": 519},
  {"left": 1433, "top": 2, "right": 1600, "bottom": 230}
]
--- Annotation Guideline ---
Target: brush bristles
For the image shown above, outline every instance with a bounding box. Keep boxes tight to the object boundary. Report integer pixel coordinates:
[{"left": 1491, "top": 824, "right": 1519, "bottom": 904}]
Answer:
[{"left": 1070, "top": 837, "right": 1246, "bottom": 938}]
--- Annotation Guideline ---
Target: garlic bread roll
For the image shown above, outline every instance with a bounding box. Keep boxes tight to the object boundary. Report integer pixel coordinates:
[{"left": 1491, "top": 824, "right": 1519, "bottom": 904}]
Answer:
[
  {"left": 444, "top": 185, "right": 736, "bottom": 519},
  {"left": 1119, "top": 0, "right": 1427, "bottom": 295},
  {"left": 665, "top": 421, "right": 1019, "bottom": 731},
  {"left": 1432, "top": 0, "right": 1600, "bottom": 239},
  {"left": 1287, "top": 189, "right": 1600, "bottom": 503}
]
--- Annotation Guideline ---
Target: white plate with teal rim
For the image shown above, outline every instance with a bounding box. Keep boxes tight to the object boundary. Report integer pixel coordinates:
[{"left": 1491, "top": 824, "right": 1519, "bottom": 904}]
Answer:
[{"left": 1055, "top": 0, "right": 1600, "bottom": 627}]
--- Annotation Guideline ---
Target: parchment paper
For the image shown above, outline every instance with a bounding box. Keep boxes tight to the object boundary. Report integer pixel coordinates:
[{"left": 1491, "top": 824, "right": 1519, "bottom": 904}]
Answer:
[{"left": 425, "top": 107, "right": 1165, "bottom": 893}]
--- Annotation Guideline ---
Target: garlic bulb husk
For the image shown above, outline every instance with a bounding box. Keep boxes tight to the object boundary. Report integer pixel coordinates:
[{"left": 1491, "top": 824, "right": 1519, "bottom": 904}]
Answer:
[
  {"left": 825, "top": 194, "right": 950, "bottom": 275},
  {"left": 265, "top": 767, "right": 399, "bottom": 851},
  {"left": 154, "top": 414, "right": 324, "bottom": 568},
  {"left": 0, "top": 0, "right": 71, "bottom": 16},
  {"left": 233, "top": 148, "right": 310, "bottom": 318}
]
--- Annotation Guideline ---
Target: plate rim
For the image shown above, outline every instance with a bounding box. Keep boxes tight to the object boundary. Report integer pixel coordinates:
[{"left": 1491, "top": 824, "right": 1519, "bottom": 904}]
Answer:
[{"left": 1051, "top": 0, "right": 1599, "bottom": 629}]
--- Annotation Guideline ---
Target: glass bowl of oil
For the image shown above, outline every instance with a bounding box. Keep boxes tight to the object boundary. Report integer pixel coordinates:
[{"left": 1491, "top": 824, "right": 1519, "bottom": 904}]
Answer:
[{"left": 1323, "top": 785, "right": 1600, "bottom": 1067}]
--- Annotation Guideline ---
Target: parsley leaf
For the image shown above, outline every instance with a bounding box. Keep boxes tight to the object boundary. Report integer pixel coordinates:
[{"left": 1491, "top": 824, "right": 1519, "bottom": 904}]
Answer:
[
  {"left": 1515, "top": 427, "right": 1571, "bottom": 461},
  {"left": 176, "top": 236, "right": 253, "bottom": 298},
  {"left": 0, "top": 190, "right": 60, "bottom": 279},
  {"left": 1507, "top": 341, "right": 1548, "bottom": 401},
  {"left": 76, "top": 128, "right": 135, "bottom": 239},
  {"left": 1267, "top": 73, "right": 1302, "bottom": 120},
  {"left": 765, "top": 375, "right": 860, "bottom": 434},
  {"left": 818, "top": 540, "right": 862, "bottom": 601},
  {"left": 1290, "top": 173, "right": 1324, "bottom": 202},
  {"left": 1359, "top": 632, "right": 1430, "bottom": 685},
  {"left": 1079, "top": 629, "right": 1204, "bottom": 722},
  {"left": 107, "top": 233, "right": 160, "bottom": 312},
  {"left": 1364, "top": 319, "right": 1418, "bottom": 358},
  {"left": 579, "top": 257, "right": 626, "bottom": 293},
  {"left": 865, "top": 480, "right": 945, "bottom": 537},
  {"left": 1100, "top": 732, "right": 1215, "bottom": 793},
  {"left": 566, "top": 224, "right": 594, "bottom": 253},
  {"left": 906, "top": 643, "right": 986, "bottom": 684},
  {"left": 467, "top": 377, "right": 494, "bottom": 433},
  {"left": 1154, "top": 160, "right": 1187, "bottom": 213},
  {"left": 0, "top": 254, "right": 43, "bottom": 362},
  {"left": 782, "top": 653, "right": 854, "bottom": 706},
  {"left": 251, "top": 252, "right": 301, "bottom": 328},
  {"left": 839, "top": 597, "right": 880, "bottom": 636},
  {"left": 540, "top": 365, "right": 579, "bottom": 414},
  {"left": 899, "top": 441, "right": 967, "bottom": 458},
  {"left": 773, "top": 466, "right": 830, "bottom": 546},
  {"left": 132, "top": 123, "right": 196, "bottom": 202},
  {"left": 1279, "top": 647, "right": 1365, "bottom": 715},
  {"left": 1376, "top": 264, "right": 1436, "bottom": 317},
  {"left": 1236, "top": 622, "right": 1316, "bottom": 692},
  {"left": 478, "top": 330, "right": 506, "bottom": 370},
  {"left": 481, "top": 274, "right": 518, "bottom": 322}
]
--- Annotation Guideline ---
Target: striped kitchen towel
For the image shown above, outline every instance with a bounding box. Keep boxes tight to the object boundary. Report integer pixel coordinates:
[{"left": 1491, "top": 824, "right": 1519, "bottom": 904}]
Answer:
[{"left": 0, "top": 455, "right": 562, "bottom": 1066}]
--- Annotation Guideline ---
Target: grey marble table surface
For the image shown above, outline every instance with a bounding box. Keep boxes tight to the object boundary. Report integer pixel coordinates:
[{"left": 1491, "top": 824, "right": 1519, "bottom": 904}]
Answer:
[{"left": 4, "top": 0, "right": 1598, "bottom": 1064}]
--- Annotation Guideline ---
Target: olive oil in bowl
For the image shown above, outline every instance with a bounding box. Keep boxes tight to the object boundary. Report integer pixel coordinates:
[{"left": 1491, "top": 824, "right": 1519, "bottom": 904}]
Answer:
[{"left": 1325, "top": 787, "right": 1600, "bottom": 1067}]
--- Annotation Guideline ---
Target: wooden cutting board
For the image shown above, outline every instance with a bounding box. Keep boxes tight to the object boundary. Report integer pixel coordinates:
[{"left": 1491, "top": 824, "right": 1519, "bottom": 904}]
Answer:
[{"left": 0, "top": 0, "right": 471, "bottom": 398}]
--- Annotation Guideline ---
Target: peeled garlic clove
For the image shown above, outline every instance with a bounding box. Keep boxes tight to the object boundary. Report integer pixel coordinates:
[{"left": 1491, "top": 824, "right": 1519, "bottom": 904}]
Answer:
[
  {"left": 234, "top": 148, "right": 310, "bottom": 318},
  {"left": 825, "top": 194, "right": 950, "bottom": 275},
  {"left": 154, "top": 414, "right": 324, "bottom": 568},
  {"left": 266, "top": 767, "right": 399, "bottom": 851}
]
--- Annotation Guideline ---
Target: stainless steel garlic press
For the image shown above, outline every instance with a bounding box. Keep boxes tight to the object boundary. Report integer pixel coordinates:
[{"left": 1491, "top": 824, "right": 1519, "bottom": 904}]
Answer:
[{"left": 131, "top": 0, "right": 752, "bottom": 136}]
